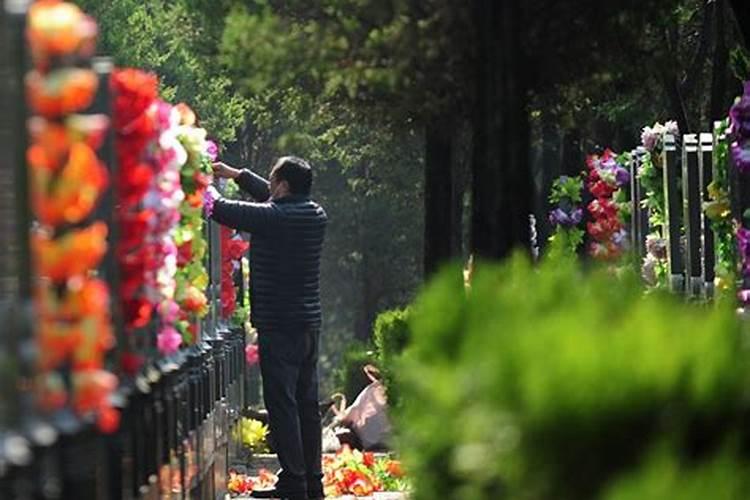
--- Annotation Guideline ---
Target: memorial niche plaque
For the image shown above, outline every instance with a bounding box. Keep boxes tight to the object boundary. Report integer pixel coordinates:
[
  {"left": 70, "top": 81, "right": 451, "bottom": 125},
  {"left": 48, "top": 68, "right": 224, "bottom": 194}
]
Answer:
[{"left": 0, "top": 6, "right": 21, "bottom": 301}]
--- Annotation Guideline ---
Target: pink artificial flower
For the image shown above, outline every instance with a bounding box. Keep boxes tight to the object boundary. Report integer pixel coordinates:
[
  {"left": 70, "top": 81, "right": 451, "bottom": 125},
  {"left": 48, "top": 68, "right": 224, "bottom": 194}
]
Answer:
[
  {"left": 245, "top": 344, "right": 259, "bottom": 366},
  {"left": 157, "top": 326, "right": 182, "bottom": 355},
  {"left": 158, "top": 299, "right": 180, "bottom": 323},
  {"left": 205, "top": 140, "right": 219, "bottom": 161}
]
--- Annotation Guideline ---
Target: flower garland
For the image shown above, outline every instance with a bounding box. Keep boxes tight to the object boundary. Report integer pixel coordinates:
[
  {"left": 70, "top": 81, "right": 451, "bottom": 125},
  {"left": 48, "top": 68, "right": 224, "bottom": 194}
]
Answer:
[
  {"left": 112, "top": 70, "right": 190, "bottom": 358},
  {"left": 637, "top": 121, "right": 679, "bottom": 287},
  {"left": 729, "top": 81, "right": 750, "bottom": 173},
  {"left": 112, "top": 68, "right": 159, "bottom": 339},
  {"left": 173, "top": 105, "right": 213, "bottom": 344},
  {"left": 547, "top": 175, "right": 584, "bottom": 256},
  {"left": 26, "top": 0, "right": 118, "bottom": 433},
  {"left": 220, "top": 225, "right": 250, "bottom": 320},
  {"left": 703, "top": 118, "right": 736, "bottom": 295},
  {"left": 585, "top": 149, "right": 630, "bottom": 261}
]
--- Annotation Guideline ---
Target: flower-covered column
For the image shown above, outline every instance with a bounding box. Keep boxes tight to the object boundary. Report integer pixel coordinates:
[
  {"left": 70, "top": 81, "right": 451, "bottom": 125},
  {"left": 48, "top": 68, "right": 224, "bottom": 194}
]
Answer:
[
  {"left": 637, "top": 121, "right": 679, "bottom": 288},
  {"left": 585, "top": 149, "right": 631, "bottom": 261},
  {"left": 25, "top": 0, "right": 118, "bottom": 432}
]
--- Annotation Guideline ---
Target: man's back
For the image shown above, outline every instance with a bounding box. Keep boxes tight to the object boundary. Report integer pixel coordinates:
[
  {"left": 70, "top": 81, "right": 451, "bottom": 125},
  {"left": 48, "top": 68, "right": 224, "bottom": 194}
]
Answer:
[{"left": 249, "top": 196, "right": 327, "bottom": 333}]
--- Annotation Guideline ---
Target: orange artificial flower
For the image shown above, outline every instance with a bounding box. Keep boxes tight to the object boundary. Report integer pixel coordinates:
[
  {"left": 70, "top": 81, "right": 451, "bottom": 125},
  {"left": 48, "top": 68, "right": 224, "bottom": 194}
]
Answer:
[
  {"left": 175, "top": 103, "right": 196, "bottom": 126},
  {"left": 35, "top": 372, "right": 68, "bottom": 412},
  {"left": 35, "top": 277, "right": 109, "bottom": 320},
  {"left": 26, "top": 118, "right": 72, "bottom": 172},
  {"left": 36, "top": 316, "right": 83, "bottom": 370},
  {"left": 27, "top": 68, "right": 98, "bottom": 117},
  {"left": 71, "top": 369, "right": 117, "bottom": 414},
  {"left": 385, "top": 460, "right": 404, "bottom": 478},
  {"left": 31, "top": 141, "right": 108, "bottom": 225},
  {"left": 32, "top": 222, "right": 108, "bottom": 281},
  {"left": 27, "top": 0, "right": 97, "bottom": 68}
]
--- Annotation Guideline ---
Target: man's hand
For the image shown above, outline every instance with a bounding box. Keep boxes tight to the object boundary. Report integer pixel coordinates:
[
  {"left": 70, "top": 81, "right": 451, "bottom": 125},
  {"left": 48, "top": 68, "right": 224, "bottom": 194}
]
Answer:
[{"left": 212, "top": 160, "right": 241, "bottom": 179}]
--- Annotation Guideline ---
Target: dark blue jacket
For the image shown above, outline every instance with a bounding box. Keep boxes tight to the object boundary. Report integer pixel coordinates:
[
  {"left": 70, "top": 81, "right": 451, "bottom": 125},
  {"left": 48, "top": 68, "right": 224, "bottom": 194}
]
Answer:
[{"left": 210, "top": 169, "right": 327, "bottom": 334}]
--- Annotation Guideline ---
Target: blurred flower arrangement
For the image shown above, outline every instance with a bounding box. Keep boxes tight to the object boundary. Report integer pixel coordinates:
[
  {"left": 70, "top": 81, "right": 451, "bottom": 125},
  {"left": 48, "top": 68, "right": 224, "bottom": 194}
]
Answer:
[
  {"left": 703, "top": 118, "right": 737, "bottom": 296},
  {"left": 637, "top": 120, "right": 678, "bottom": 287},
  {"left": 585, "top": 149, "right": 630, "bottom": 261},
  {"left": 547, "top": 175, "right": 584, "bottom": 256},
  {"left": 234, "top": 417, "right": 269, "bottom": 454},
  {"left": 220, "top": 225, "right": 249, "bottom": 320},
  {"left": 323, "top": 446, "right": 408, "bottom": 497},
  {"left": 730, "top": 81, "right": 750, "bottom": 173},
  {"left": 173, "top": 105, "right": 213, "bottom": 344},
  {"left": 26, "top": 0, "right": 118, "bottom": 433},
  {"left": 227, "top": 468, "right": 277, "bottom": 497}
]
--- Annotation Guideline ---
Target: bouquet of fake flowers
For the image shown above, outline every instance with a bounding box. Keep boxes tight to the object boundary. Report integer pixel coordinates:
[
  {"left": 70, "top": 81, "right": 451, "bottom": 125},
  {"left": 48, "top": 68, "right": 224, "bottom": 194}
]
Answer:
[
  {"left": 729, "top": 81, "right": 750, "bottom": 173},
  {"left": 547, "top": 175, "right": 584, "bottom": 256},
  {"left": 585, "top": 149, "right": 630, "bottom": 261},
  {"left": 323, "top": 446, "right": 408, "bottom": 497}
]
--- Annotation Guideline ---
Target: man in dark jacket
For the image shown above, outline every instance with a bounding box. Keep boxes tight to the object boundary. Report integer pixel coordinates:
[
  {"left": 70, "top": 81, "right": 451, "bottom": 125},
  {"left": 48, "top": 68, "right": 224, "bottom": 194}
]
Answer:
[{"left": 208, "top": 156, "right": 327, "bottom": 500}]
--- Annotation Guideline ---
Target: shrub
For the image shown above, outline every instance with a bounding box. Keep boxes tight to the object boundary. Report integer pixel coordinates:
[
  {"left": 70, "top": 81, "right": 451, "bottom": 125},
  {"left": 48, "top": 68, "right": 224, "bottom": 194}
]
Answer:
[
  {"left": 373, "top": 307, "right": 411, "bottom": 406},
  {"left": 394, "top": 253, "right": 750, "bottom": 500}
]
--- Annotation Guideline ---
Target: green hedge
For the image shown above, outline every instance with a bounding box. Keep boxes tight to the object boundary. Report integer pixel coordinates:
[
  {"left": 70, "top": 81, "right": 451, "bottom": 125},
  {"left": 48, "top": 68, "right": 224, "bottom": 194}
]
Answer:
[
  {"left": 394, "top": 254, "right": 750, "bottom": 500},
  {"left": 373, "top": 307, "right": 411, "bottom": 407}
]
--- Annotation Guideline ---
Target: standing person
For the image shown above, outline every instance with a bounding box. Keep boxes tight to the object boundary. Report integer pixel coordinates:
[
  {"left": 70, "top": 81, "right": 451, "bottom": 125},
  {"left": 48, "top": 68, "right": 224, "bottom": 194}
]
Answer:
[{"left": 207, "top": 156, "right": 328, "bottom": 500}]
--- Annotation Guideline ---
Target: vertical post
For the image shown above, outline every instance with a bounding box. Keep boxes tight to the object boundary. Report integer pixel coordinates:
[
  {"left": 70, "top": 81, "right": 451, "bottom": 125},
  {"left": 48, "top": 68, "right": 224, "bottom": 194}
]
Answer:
[
  {"left": 699, "top": 132, "right": 716, "bottom": 298},
  {"left": 662, "top": 134, "right": 684, "bottom": 293},
  {"left": 630, "top": 147, "right": 650, "bottom": 259},
  {"left": 682, "top": 134, "right": 702, "bottom": 297}
]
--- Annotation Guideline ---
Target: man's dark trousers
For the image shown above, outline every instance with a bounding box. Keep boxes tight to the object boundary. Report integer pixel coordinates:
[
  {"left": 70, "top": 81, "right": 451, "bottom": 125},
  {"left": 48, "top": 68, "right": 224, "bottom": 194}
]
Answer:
[{"left": 258, "top": 328, "right": 323, "bottom": 499}]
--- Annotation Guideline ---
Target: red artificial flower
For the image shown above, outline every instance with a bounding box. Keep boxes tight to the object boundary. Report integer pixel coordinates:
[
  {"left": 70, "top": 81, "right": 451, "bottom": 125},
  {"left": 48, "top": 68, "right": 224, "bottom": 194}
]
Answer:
[
  {"left": 122, "top": 297, "right": 153, "bottom": 329},
  {"left": 177, "top": 240, "right": 193, "bottom": 266},
  {"left": 589, "top": 180, "right": 615, "bottom": 199},
  {"left": 111, "top": 68, "right": 158, "bottom": 130},
  {"left": 97, "top": 405, "right": 120, "bottom": 434},
  {"left": 587, "top": 198, "right": 618, "bottom": 220},
  {"left": 120, "top": 351, "right": 144, "bottom": 376}
]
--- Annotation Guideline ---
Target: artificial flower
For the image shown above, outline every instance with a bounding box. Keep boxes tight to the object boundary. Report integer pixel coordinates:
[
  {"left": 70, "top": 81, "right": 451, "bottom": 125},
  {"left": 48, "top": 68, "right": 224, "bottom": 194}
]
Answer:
[
  {"left": 33, "top": 222, "right": 108, "bottom": 281},
  {"left": 27, "top": 0, "right": 97, "bottom": 68},
  {"left": 245, "top": 344, "right": 259, "bottom": 366},
  {"left": 157, "top": 326, "right": 182, "bottom": 355},
  {"left": 26, "top": 68, "right": 98, "bottom": 117}
]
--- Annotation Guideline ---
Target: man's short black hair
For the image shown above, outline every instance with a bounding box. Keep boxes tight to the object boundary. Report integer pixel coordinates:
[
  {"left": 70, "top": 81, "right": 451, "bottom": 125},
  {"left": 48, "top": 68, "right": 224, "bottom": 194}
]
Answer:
[{"left": 271, "top": 156, "right": 313, "bottom": 196}]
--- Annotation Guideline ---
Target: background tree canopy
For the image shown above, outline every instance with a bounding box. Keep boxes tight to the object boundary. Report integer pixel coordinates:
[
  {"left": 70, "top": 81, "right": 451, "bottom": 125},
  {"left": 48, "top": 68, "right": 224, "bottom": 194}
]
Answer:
[{"left": 75, "top": 0, "right": 750, "bottom": 392}]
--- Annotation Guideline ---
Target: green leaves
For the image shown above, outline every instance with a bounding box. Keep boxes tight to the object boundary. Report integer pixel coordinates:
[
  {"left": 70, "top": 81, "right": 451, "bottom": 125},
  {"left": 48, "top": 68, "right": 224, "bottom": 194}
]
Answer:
[
  {"left": 395, "top": 253, "right": 750, "bottom": 500},
  {"left": 76, "top": 0, "right": 248, "bottom": 142}
]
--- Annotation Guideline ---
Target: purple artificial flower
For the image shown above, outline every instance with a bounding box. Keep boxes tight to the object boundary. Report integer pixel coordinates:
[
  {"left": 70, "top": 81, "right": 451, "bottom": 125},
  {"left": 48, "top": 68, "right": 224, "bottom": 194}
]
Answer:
[
  {"left": 205, "top": 140, "right": 219, "bottom": 162},
  {"left": 549, "top": 208, "right": 570, "bottom": 227},
  {"left": 738, "top": 289, "right": 750, "bottom": 306},
  {"left": 549, "top": 207, "right": 582, "bottom": 228},
  {"left": 203, "top": 185, "right": 219, "bottom": 219},
  {"left": 612, "top": 228, "right": 629, "bottom": 249},
  {"left": 665, "top": 120, "right": 679, "bottom": 136},
  {"left": 730, "top": 82, "right": 750, "bottom": 172},
  {"left": 646, "top": 235, "right": 667, "bottom": 259},
  {"left": 615, "top": 167, "right": 630, "bottom": 187},
  {"left": 641, "top": 126, "right": 659, "bottom": 152},
  {"left": 570, "top": 207, "right": 583, "bottom": 225},
  {"left": 731, "top": 138, "right": 750, "bottom": 174}
]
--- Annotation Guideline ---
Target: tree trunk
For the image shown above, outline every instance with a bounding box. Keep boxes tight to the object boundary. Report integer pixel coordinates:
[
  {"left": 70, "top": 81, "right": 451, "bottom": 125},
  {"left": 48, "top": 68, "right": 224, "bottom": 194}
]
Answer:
[
  {"left": 424, "top": 119, "right": 455, "bottom": 276},
  {"left": 730, "top": 0, "right": 750, "bottom": 48},
  {"left": 472, "top": 0, "right": 531, "bottom": 260},
  {"left": 662, "top": 72, "right": 691, "bottom": 135},
  {"left": 710, "top": 0, "right": 730, "bottom": 128}
]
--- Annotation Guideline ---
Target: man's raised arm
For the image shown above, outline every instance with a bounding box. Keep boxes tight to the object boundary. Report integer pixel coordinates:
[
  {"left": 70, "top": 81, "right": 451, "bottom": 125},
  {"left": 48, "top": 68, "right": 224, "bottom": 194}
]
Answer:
[
  {"left": 212, "top": 161, "right": 271, "bottom": 202},
  {"left": 206, "top": 186, "right": 277, "bottom": 234}
]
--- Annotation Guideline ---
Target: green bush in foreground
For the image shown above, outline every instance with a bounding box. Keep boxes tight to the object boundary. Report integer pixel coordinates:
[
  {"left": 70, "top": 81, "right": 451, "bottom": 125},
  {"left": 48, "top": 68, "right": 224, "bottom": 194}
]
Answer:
[
  {"left": 395, "top": 254, "right": 750, "bottom": 500},
  {"left": 373, "top": 307, "right": 411, "bottom": 407}
]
